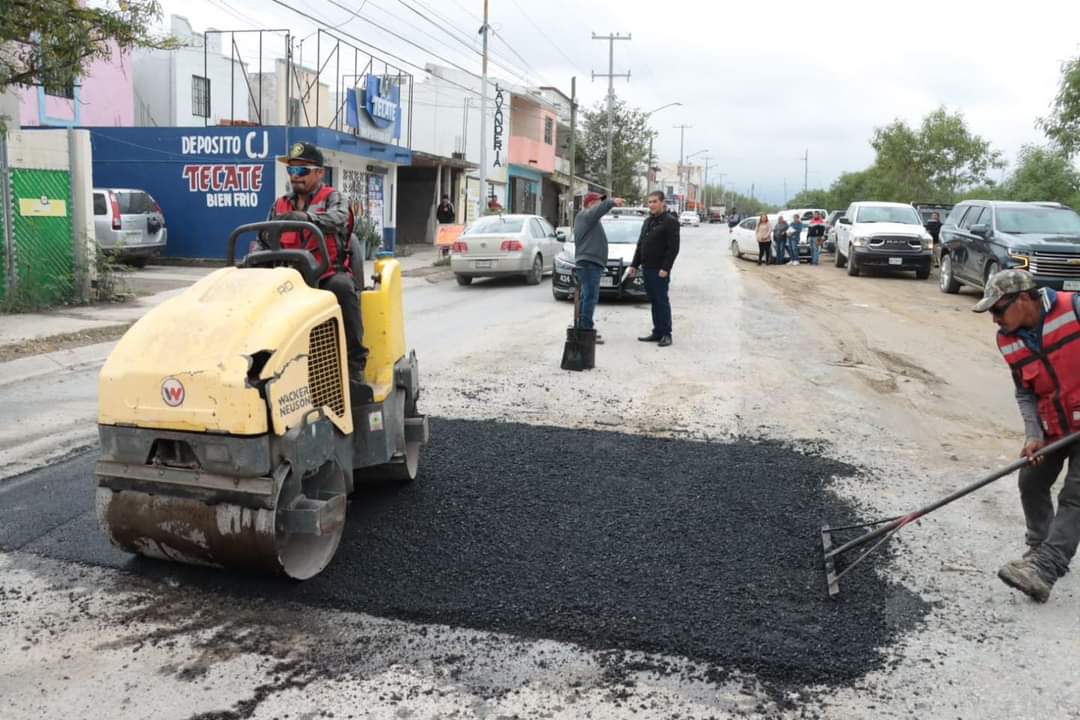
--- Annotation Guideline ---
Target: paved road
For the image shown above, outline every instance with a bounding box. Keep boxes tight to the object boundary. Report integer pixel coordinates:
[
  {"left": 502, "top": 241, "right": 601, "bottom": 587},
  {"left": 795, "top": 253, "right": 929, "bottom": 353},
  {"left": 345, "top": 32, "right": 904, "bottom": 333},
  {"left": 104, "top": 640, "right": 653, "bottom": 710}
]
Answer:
[{"left": 2, "top": 224, "right": 1078, "bottom": 719}]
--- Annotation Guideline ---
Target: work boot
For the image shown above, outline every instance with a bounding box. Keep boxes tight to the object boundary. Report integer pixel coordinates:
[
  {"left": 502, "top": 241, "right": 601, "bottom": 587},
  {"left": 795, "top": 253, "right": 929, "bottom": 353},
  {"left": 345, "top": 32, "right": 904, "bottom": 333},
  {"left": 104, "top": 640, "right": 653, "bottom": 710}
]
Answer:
[
  {"left": 638, "top": 333, "right": 661, "bottom": 342},
  {"left": 658, "top": 335, "right": 672, "bottom": 347},
  {"left": 997, "top": 559, "right": 1052, "bottom": 603}
]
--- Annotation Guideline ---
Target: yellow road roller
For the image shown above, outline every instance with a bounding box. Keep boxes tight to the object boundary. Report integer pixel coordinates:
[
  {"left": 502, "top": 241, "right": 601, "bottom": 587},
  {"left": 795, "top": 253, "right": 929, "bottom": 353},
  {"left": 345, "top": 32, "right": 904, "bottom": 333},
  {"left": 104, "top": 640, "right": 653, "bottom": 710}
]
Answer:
[{"left": 94, "top": 221, "right": 428, "bottom": 579}]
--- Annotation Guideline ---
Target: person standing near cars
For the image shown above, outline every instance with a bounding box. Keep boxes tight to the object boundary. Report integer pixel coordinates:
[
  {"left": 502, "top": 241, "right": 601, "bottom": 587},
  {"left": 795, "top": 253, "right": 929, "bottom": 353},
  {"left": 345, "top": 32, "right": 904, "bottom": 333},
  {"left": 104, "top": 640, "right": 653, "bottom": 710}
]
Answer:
[
  {"left": 436, "top": 194, "right": 455, "bottom": 224},
  {"left": 572, "top": 192, "right": 624, "bottom": 342},
  {"left": 755, "top": 213, "right": 773, "bottom": 266},
  {"left": 807, "top": 211, "right": 825, "bottom": 265},
  {"left": 974, "top": 269, "right": 1080, "bottom": 603},
  {"left": 773, "top": 214, "right": 789, "bottom": 265},
  {"left": 628, "top": 191, "right": 680, "bottom": 347},
  {"left": 925, "top": 211, "right": 943, "bottom": 267},
  {"left": 787, "top": 214, "right": 804, "bottom": 266}
]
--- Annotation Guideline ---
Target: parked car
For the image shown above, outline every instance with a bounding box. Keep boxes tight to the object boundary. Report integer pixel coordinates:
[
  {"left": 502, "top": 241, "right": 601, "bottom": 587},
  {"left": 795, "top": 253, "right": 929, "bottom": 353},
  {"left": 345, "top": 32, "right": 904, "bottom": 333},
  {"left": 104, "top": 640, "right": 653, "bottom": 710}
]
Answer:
[
  {"left": 729, "top": 214, "right": 813, "bottom": 262},
  {"left": 679, "top": 211, "right": 701, "bottom": 227},
  {"left": 833, "top": 201, "right": 933, "bottom": 279},
  {"left": 451, "top": 214, "right": 562, "bottom": 286},
  {"left": 552, "top": 215, "right": 647, "bottom": 301},
  {"left": 92, "top": 187, "right": 167, "bottom": 267},
  {"left": 938, "top": 201, "right": 1080, "bottom": 295},
  {"left": 824, "top": 210, "right": 844, "bottom": 252},
  {"left": 777, "top": 207, "right": 828, "bottom": 225},
  {"left": 610, "top": 206, "right": 648, "bottom": 218}
]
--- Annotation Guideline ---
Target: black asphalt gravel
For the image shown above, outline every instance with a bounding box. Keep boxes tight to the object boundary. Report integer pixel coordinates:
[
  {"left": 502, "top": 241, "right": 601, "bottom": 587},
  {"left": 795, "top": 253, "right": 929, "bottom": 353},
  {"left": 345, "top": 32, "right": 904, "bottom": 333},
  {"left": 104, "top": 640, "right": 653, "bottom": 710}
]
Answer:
[{"left": 0, "top": 418, "right": 927, "bottom": 698}]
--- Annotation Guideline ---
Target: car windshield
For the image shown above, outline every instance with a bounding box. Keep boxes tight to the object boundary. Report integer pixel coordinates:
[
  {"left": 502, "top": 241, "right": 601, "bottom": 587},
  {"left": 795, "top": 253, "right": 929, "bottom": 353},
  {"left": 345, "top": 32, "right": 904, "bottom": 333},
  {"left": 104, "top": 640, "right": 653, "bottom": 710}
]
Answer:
[
  {"left": 996, "top": 207, "right": 1080, "bottom": 235},
  {"left": 465, "top": 217, "right": 524, "bottom": 235},
  {"left": 599, "top": 219, "right": 644, "bottom": 243},
  {"left": 857, "top": 206, "right": 921, "bottom": 224}
]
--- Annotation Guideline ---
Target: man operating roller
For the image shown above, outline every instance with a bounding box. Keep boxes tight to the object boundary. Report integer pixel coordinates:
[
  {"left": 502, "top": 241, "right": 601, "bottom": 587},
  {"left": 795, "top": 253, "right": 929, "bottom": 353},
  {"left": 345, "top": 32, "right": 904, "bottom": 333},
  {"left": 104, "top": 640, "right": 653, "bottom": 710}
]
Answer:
[
  {"left": 270, "top": 142, "right": 367, "bottom": 388},
  {"left": 976, "top": 269, "right": 1080, "bottom": 602}
]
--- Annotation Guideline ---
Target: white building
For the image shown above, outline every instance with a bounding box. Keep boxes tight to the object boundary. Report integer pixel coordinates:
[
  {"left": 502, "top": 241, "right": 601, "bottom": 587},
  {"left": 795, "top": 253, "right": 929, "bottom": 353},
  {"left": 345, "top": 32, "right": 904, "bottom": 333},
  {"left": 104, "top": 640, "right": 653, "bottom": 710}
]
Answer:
[
  {"left": 248, "top": 60, "right": 332, "bottom": 128},
  {"left": 653, "top": 161, "right": 705, "bottom": 211},
  {"left": 133, "top": 16, "right": 250, "bottom": 127}
]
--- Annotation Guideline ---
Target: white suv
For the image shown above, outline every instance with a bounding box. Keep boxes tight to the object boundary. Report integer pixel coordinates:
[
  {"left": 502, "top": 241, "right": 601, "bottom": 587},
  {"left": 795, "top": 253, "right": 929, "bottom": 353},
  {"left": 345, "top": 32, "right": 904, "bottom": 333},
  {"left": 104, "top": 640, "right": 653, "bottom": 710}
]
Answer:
[{"left": 834, "top": 201, "right": 933, "bottom": 279}]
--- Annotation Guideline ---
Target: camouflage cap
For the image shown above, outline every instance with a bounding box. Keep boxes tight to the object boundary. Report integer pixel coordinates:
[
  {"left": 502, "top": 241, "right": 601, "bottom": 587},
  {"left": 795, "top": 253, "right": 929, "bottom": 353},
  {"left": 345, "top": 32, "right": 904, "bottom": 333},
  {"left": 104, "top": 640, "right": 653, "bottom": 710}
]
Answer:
[{"left": 972, "top": 269, "right": 1038, "bottom": 312}]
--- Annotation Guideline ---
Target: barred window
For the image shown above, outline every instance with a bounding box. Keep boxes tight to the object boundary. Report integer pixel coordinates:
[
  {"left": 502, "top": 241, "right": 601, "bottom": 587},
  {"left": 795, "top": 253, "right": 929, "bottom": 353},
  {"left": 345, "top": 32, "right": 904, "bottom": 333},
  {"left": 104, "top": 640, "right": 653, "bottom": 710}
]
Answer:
[
  {"left": 543, "top": 117, "right": 554, "bottom": 145},
  {"left": 192, "top": 75, "right": 210, "bottom": 118}
]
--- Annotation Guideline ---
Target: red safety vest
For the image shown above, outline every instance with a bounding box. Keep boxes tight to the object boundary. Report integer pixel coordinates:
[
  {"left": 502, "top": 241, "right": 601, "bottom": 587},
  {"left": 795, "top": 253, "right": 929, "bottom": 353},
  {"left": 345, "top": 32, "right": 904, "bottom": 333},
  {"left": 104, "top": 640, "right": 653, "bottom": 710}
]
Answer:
[
  {"left": 273, "top": 185, "right": 344, "bottom": 279},
  {"left": 998, "top": 291, "right": 1080, "bottom": 439}
]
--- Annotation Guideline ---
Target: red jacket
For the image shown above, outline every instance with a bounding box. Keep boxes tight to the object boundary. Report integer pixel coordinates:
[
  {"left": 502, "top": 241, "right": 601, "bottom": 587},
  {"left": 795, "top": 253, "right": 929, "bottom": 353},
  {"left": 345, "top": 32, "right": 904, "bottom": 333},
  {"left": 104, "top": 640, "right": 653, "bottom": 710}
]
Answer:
[
  {"left": 272, "top": 184, "right": 348, "bottom": 278},
  {"left": 998, "top": 291, "right": 1080, "bottom": 439}
]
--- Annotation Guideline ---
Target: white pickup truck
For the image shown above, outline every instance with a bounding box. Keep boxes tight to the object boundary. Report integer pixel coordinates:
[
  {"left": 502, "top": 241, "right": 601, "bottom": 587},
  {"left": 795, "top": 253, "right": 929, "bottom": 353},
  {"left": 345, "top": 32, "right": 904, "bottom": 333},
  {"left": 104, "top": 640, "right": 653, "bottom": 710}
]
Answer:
[{"left": 834, "top": 201, "right": 934, "bottom": 279}]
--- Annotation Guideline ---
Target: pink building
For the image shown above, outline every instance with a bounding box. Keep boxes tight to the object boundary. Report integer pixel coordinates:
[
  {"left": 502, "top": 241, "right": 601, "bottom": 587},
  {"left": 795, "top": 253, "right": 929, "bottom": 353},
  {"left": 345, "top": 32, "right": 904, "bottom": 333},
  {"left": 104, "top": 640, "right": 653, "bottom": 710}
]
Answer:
[{"left": 18, "top": 44, "right": 134, "bottom": 128}]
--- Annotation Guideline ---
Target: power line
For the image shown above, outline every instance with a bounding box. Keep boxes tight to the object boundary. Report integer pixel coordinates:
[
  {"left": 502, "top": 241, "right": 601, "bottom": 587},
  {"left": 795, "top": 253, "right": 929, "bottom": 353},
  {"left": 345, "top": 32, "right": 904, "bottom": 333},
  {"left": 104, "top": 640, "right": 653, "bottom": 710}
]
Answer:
[
  {"left": 395, "top": 0, "right": 536, "bottom": 88},
  {"left": 489, "top": 27, "right": 550, "bottom": 87},
  {"left": 505, "top": 0, "right": 586, "bottom": 76}
]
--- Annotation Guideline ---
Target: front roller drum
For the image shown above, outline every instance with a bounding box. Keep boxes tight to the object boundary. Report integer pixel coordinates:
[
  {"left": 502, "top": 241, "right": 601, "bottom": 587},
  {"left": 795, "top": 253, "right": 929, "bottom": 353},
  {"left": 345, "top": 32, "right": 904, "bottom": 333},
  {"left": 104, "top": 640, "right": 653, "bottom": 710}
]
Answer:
[{"left": 96, "top": 461, "right": 347, "bottom": 580}]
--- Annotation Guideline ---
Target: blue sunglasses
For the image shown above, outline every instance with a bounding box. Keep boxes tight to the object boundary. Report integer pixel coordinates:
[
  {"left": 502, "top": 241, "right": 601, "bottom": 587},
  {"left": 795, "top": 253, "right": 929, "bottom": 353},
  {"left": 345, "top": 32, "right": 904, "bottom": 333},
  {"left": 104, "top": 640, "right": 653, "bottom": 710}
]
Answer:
[{"left": 286, "top": 166, "right": 320, "bottom": 177}]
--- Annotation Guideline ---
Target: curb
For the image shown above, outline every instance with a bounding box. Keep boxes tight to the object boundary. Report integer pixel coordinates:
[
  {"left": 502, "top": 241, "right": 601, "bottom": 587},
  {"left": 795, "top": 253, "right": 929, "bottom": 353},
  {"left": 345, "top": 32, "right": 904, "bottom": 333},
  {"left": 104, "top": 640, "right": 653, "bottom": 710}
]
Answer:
[{"left": 0, "top": 341, "right": 116, "bottom": 387}]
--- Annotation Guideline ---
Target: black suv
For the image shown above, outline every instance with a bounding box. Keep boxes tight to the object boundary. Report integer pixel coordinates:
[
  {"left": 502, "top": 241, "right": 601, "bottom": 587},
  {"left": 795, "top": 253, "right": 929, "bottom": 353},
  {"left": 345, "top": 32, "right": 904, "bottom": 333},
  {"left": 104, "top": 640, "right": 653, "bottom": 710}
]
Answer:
[{"left": 938, "top": 201, "right": 1080, "bottom": 294}]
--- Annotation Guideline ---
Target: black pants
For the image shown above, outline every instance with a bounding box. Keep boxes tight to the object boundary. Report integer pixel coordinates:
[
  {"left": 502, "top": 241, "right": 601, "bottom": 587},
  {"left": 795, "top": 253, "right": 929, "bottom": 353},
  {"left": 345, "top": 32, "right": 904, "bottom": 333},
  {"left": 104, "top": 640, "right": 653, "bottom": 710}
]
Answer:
[
  {"left": 319, "top": 272, "right": 367, "bottom": 379},
  {"left": 758, "top": 243, "right": 772, "bottom": 265},
  {"left": 1018, "top": 443, "right": 1080, "bottom": 581},
  {"left": 642, "top": 268, "right": 672, "bottom": 337}
]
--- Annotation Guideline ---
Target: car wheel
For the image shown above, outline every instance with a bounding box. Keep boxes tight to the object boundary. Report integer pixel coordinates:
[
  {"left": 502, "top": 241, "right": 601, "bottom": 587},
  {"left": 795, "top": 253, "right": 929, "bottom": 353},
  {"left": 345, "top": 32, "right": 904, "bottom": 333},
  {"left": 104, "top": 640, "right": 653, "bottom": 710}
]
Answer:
[
  {"left": 984, "top": 261, "right": 1000, "bottom": 288},
  {"left": 846, "top": 252, "right": 860, "bottom": 276},
  {"left": 939, "top": 254, "right": 961, "bottom": 294},
  {"left": 834, "top": 245, "right": 845, "bottom": 268},
  {"left": 525, "top": 255, "right": 543, "bottom": 285},
  {"left": 730, "top": 239, "right": 742, "bottom": 259},
  {"left": 455, "top": 274, "right": 473, "bottom": 286}
]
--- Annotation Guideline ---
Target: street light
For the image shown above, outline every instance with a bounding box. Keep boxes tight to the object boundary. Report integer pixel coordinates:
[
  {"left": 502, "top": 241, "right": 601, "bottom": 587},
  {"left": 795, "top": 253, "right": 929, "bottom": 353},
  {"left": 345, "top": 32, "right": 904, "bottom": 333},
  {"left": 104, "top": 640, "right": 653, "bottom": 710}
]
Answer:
[{"left": 644, "top": 102, "right": 682, "bottom": 194}]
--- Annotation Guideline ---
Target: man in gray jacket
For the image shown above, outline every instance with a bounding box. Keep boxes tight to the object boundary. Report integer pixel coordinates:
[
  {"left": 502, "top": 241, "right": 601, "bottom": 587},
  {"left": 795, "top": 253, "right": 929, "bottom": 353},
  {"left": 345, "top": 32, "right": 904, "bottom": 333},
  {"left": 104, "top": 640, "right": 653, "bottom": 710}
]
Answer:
[{"left": 572, "top": 192, "right": 624, "bottom": 339}]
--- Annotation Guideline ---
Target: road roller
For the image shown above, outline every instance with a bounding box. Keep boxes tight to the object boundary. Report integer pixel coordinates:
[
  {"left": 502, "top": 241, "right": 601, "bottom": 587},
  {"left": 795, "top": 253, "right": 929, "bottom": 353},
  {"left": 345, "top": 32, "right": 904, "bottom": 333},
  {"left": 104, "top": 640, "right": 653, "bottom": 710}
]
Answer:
[{"left": 94, "top": 221, "right": 428, "bottom": 579}]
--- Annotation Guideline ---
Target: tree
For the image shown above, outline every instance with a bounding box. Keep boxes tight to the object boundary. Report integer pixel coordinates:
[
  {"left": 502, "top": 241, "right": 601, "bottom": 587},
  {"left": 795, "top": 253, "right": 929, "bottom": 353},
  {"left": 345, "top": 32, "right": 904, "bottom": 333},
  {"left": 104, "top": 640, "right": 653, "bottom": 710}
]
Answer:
[
  {"left": 1000, "top": 144, "right": 1080, "bottom": 206},
  {"left": 579, "top": 98, "right": 653, "bottom": 202},
  {"left": 701, "top": 185, "right": 776, "bottom": 216},
  {"left": 868, "top": 108, "right": 1003, "bottom": 201},
  {"left": 1, "top": 0, "right": 174, "bottom": 108},
  {"left": 1039, "top": 54, "right": 1080, "bottom": 157},
  {"left": 916, "top": 107, "right": 1004, "bottom": 198},
  {"left": 785, "top": 188, "right": 831, "bottom": 210}
]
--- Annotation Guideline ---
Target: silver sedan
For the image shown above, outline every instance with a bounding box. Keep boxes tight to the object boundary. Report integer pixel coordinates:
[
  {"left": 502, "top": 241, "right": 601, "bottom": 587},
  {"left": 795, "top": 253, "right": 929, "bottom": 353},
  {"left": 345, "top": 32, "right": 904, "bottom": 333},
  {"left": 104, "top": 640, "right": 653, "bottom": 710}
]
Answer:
[{"left": 451, "top": 214, "right": 563, "bottom": 286}]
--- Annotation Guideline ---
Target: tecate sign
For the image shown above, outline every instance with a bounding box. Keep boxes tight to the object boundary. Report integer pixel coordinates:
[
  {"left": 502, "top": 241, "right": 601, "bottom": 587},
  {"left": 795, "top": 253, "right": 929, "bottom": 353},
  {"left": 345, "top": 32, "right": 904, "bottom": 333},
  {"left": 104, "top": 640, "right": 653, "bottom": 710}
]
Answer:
[
  {"left": 364, "top": 75, "right": 399, "bottom": 130},
  {"left": 180, "top": 131, "right": 271, "bottom": 160},
  {"left": 181, "top": 164, "right": 264, "bottom": 208}
]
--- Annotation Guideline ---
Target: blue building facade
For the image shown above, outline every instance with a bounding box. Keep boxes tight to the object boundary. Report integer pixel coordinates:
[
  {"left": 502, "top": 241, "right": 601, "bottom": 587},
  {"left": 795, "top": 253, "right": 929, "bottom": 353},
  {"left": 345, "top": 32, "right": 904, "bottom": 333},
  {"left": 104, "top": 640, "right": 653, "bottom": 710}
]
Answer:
[{"left": 90, "top": 126, "right": 410, "bottom": 259}]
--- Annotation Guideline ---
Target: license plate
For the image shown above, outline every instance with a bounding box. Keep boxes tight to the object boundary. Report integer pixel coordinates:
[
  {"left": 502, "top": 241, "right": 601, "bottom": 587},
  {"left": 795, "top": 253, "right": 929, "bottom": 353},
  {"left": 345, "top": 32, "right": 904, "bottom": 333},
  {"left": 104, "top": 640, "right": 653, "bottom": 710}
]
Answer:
[
  {"left": 558, "top": 274, "right": 571, "bottom": 283},
  {"left": 474, "top": 260, "right": 492, "bottom": 269},
  {"left": 888, "top": 257, "right": 903, "bottom": 265},
  {"left": 600, "top": 276, "right": 615, "bottom": 288},
  {"left": 123, "top": 231, "right": 144, "bottom": 244},
  {"left": 1064, "top": 281, "right": 1080, "bottom": 291}
]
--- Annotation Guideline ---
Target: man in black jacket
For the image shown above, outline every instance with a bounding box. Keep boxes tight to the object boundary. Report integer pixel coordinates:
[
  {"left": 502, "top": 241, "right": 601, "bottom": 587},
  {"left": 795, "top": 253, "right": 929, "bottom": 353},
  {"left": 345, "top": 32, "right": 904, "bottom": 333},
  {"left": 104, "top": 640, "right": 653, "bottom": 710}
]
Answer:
[{"left": 628, "top": 191, "right": 681, "bottom": 347}]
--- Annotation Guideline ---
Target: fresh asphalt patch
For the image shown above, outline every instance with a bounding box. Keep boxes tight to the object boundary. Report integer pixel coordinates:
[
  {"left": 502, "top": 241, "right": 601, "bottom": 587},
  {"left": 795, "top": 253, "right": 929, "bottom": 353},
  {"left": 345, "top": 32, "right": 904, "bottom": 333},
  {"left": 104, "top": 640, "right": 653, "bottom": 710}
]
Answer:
[{"left": 1, "top": 418, "right": 928, "bottom": 699}]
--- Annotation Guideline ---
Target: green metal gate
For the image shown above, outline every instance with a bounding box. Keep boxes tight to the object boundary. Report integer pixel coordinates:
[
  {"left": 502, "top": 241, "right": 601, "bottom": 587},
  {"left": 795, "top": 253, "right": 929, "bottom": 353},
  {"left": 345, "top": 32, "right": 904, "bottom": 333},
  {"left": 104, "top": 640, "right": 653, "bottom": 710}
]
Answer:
[{"left": 3, "top": 168, "right": 75, "bottom": 308}]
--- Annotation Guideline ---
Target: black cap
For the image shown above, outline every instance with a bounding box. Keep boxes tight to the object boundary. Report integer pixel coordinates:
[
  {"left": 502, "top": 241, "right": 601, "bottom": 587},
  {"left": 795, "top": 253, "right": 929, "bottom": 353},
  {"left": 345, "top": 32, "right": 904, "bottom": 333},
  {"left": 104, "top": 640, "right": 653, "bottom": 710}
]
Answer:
[{"left": 277, "top": 142, "right": 324, "bottom": 166}]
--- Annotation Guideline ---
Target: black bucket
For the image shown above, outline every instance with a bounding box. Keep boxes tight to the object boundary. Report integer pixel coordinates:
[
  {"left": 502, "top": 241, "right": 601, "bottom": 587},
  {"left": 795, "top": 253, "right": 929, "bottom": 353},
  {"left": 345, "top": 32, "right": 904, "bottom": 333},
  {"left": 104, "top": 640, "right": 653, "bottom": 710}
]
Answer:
[{"left": 560, "top": 327, "right": 596, "bottom": 371}]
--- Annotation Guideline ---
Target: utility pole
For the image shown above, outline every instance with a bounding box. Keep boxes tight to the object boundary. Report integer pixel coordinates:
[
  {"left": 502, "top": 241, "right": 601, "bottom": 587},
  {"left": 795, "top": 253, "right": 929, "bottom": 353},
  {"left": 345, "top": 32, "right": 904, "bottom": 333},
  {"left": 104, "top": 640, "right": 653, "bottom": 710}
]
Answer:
[
  {"left": 673, "top": 124, "right": 691, "bottom": 211},
  {"left": 783, "top": 179, "right": 787, "bottom": 206},
  {"left": 802, "top": 148, "right": 808, "bottom": 193},
  {"left": 591, "top": 32, "right": 631, "bottom": 193},
  {"left": 569, "top": 76, "right": 577, "bottom": 225},
  {"left": 478, "top": 0, "right": 490, "bottom": 216}
]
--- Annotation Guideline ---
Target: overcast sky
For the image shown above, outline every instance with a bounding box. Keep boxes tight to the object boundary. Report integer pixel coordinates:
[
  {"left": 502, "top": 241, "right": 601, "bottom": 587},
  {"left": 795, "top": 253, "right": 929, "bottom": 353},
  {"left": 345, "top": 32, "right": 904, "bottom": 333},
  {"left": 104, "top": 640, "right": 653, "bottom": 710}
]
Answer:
[{"left": 158, "top": 0, "right": 1080, "bottom": 205}]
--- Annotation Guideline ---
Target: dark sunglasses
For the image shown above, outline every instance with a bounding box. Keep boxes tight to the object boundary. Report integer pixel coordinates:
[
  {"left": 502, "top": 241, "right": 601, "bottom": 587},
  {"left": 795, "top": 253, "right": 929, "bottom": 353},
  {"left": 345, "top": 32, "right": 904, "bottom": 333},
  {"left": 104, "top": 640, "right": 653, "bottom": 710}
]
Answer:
[
  {"left": 990, "top": 293, "right": 1020, "bottom": 318},
  {"left": 286, "top": 166, "right": 319, "bottom": 177}
]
